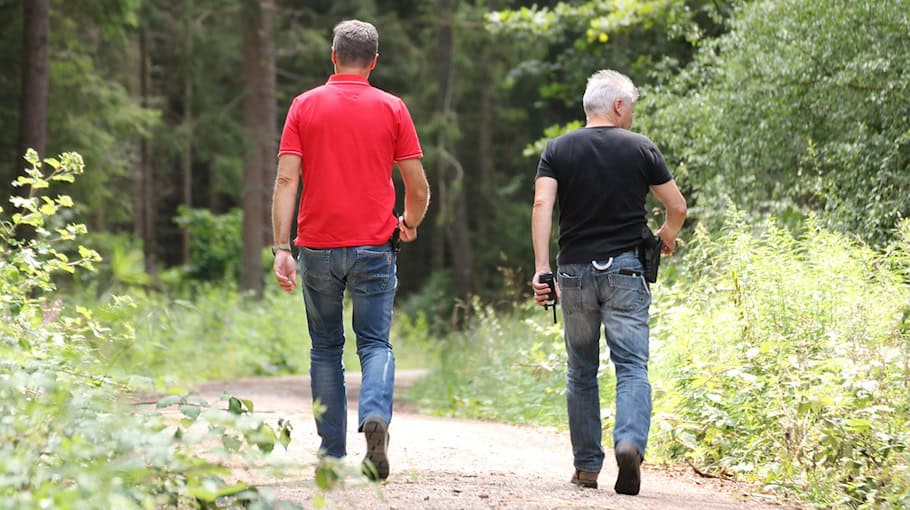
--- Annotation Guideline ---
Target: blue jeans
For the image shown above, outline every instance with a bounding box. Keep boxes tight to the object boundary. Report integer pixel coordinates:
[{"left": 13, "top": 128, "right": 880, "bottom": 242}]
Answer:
[
  {"left": 557, "top": 251, "right": 652, "bottom": 473},
  {"left": 298, "top": 244, "right": 397, "bottom": 458}
]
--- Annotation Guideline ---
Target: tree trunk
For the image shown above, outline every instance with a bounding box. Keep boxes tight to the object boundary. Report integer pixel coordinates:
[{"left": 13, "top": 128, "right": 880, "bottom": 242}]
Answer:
[
  {"left": 435, "top": 1, "right": 472, "bottom": 303},
  {"left": 138, "top": 24, "right": 157, "bottom": 276},
  {"left": 17, "top": 0, "right": 49, "bottom": 171},
  {"left": 240, "top": 0, "right": 276, "bottom": 298},
  {"left": 180, "top": 0, "right": 194, "bottom": 265}
]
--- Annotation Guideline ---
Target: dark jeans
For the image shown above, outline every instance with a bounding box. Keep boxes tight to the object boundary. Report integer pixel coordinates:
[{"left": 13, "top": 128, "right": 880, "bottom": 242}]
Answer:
[
  {"left": 558, "top": 251, "right": 652, "bottom": 472},
  {"left": 298, "top": 244, "right": 397, "bottom": 458}
]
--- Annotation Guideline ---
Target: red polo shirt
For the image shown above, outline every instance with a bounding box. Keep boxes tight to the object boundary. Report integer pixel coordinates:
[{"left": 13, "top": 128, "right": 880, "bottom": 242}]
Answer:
[{"left": 278, "top": 74, "right": 423, "bottom": 248}]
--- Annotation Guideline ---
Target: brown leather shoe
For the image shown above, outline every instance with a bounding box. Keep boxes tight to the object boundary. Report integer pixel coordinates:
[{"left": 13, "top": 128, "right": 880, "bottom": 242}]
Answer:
[
  {"left": 361, "top": 416, "right": 390, "bottom": 481},
  {"left": 614, "top": 442, "right": 642, "bottom": 495},
  {"left": 570, "top": 469, "right": 599, "bottom": 489}
]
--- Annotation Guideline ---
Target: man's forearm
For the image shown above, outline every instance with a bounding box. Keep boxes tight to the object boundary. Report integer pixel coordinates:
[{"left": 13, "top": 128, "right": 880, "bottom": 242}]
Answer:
[
  {"left": 403, "top": 185, "right": 429, "bottom": 227},
  {"left": 663, "top": 205, "right": 686, "bottom": 235},
  {"left": 531, "top": 204, "right": 553, "bottom": 272},
  {"left": 272, "top": 185, "right": 296, "bottom": 244},
  {"left": 532, "top": 177, "right": 558, "bottom": 273},
  {"left": 272, "top": 156, "right": 300, "bottom": 244}
]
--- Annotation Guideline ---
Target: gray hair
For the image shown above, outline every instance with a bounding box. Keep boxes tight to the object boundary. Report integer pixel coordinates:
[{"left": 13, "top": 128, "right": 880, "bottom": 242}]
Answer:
[
  {"left": 332, "top": 20, "right": 379, "bottom": 67},
  {"left": 582, "top": 70, "right": 639, "bottom": 118}
]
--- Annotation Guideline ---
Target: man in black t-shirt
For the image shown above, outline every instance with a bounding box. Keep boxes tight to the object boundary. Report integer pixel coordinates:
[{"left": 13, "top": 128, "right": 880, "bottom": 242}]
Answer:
[{"left": 531, "top": 70, "right": 687, "bottom": 496}]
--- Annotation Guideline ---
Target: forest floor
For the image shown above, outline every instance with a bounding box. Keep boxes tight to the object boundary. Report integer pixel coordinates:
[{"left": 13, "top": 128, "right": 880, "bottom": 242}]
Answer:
[{"left": 192, "top": 370, "right": 803, "bottom": 510}]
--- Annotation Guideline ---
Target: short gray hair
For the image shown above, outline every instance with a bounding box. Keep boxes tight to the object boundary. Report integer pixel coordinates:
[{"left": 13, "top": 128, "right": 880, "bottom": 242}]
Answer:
[
  {"left": 582, "top": 70, "right": 639, "bottom": 118},
  {"left": 332, "top": 20, "right": 379, "bottom": 67}
]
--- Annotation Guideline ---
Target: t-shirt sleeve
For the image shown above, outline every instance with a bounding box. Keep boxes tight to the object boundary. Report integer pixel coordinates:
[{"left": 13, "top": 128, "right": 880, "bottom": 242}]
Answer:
[
  {"left": 536, "top": 140, "right": 557, "bottom": 180},
  {"left": 278, "top": 98, "right": 303, "bottom": 158},
  {"left": 394, "top": 100, "right": 423, "bottom": 161},
  {"left": 643, "top": 143, "right": 673, "bottom": 185}
]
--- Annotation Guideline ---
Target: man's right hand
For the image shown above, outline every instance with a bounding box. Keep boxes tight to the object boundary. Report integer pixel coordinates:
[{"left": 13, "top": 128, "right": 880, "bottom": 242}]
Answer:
[
  {"left": 273, "top": 250, "right": 297, "bottom": 292},
  {"left": 532, "top": 271, "right": 561, "bottom": 307},
  {"left": 656, "top": 226, "right": 678, "bottom": 255},
  {"left": 399, "top": 215, "right": 418, "bottom": 242}
]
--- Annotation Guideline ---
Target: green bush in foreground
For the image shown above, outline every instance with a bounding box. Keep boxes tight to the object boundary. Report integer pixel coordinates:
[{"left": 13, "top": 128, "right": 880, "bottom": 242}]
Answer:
[
  {"left": 0, "top": 151, "right": 298, "bottom": 509},
  {"left": 651, "top": 213, "right": 910, "bottom": 508},
  {"left": 410, "top": 211, "right": 910, "bottom": 508}
]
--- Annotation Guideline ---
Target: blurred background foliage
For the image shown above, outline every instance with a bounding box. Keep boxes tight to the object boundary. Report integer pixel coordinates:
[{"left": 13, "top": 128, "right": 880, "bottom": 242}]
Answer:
[{"left": 2, "top": 0, "right": 909, "bottom": 507}]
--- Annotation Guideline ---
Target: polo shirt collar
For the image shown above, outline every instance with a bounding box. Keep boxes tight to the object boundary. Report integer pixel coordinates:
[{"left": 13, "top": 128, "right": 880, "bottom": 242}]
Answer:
[{"left": 328, "top": 74, "right": 370, "bottom": 85}]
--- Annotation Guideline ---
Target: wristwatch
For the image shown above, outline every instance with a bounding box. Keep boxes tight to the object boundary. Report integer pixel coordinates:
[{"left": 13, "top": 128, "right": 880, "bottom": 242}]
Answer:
[{"left": 272, "top": 243, "right": 292, "bottom": 256}]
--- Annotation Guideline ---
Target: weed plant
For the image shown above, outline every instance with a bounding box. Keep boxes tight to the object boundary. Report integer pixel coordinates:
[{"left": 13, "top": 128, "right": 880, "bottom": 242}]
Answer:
[
  {"left": 410, "top": 211, "right": 910, "bottom": 508},
  {"left": 0, "top": 151, "right": 299, "bottom": 509}
]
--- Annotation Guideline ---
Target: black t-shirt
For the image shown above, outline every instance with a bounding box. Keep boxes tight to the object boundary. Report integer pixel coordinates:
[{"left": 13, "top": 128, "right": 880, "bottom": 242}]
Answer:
[{"left": 536, "top": 126, "right": 673, "bottom": 265}]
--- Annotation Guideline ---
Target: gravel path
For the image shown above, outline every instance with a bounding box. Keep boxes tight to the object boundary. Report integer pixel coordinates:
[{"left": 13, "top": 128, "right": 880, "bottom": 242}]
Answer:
[{"left": 193, "top": 370, "right": 800, "bottom": 510}]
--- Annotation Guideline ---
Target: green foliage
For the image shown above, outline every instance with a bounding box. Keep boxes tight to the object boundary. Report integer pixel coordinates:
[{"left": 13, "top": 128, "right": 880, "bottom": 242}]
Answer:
[
  {"left": 92, "top": 283, "right": 310, "bottom": 383},
  {"left": 174, "top": 206, "right": 243, "bottom": 282},
  {"left": 409, "top": 299, "right": 574, "bottom": 426},
  {"left": 649, "top": 212, "right": 910, "bottom": 508},
  {"left": 411, "top": 210, "right": 910, "bottom": 508},
  {"left": 488, "top": 0, "right": 732, "bottom": 107},
  {"left": 0, "top": 151, "right": 298, "bottom": 509},
  {"left": 640, "top": 0, "right": 910, "bottom": 244}
]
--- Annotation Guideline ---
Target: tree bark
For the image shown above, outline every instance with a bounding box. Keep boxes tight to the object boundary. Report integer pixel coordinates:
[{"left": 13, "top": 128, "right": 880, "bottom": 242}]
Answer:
[
  {"left": 180, "top": 0, "right": 194, "bottom": 265},
  {"left": 240, "top": 0, "right": 276, "bottom": 298},
  {"left": 17, "top": 0, "right": 50, "bottom": 173},
  {"left": 435, "top": 1, "right": 473, "bottom": 303},
  {"left": 138, "top": 24, "right": 157, "bottom": 276}
]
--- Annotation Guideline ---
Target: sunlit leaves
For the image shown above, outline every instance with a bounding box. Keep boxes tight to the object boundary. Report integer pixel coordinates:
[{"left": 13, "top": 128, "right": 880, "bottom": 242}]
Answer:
[
  {"left": 650, "top": 212, "right": 910, "bottom": 506},
  {"left": 0, "top": 151, "right": 295, "bottom": 509}
]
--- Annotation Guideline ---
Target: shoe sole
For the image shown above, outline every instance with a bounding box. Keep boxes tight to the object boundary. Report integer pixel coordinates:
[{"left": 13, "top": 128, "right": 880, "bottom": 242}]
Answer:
[
  {"left": 363, "top": 419, "right": 389, "bottom": 480},
  {"left": 614, "top": 449, "right": 641, "bottom": 495}
]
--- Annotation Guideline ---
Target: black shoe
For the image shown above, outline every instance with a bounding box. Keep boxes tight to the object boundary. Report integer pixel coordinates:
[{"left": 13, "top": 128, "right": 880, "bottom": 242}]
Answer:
[
  {"left": 614, "top": 442, "right": 642, "bottom": 495},
  {"left": 361, "top": 415, "right": 390, "bottom": 481}
]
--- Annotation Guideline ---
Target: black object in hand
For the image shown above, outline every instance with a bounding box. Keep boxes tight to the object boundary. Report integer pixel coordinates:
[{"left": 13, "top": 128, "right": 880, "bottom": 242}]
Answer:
[
  {"left": 640, "top": 230, "right": 663, "bottom": 283},
  {"left": 539, "top": 272, "right": 558, "bottom": 323}
]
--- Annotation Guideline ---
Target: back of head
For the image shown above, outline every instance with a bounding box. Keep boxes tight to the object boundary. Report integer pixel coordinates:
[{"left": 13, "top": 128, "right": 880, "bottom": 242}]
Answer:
[
  {"left": 332, "top": 20, "right": 379, "bottom": 68},
  {"left": 582, "top": 70, "right": 639, "bottom": 119}
]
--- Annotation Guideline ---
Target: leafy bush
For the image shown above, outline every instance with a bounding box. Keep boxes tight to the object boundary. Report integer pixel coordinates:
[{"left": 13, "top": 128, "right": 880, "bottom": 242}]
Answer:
[
  {"left": 650, "top": 212, "right": 910, "bottom": 508},
  {"left": 409, "top": 299, "right": 573, "bottom": 426},
  {"left": 0, "top": 150, "right": 298, "bottom": 509},
  {"left": 411, "top": 210, "right": 910, "bottom": 508},
  {"left": 174, "top": 206, "right": 243, "bottom": 282},
  {"left": 640, "top": 0, "right": 910, "bottom": 244}
]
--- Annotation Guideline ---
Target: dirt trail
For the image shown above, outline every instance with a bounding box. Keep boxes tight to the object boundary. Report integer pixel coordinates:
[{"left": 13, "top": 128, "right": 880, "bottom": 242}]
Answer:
[{"left": 193, "top": 370, "right": 799, "bottom": 510}]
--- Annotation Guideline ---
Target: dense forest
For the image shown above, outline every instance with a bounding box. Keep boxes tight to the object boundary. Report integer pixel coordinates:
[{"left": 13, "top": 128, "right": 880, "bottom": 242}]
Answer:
[
  {"left": 3, "top": 0, "right": 908, "bottom": 303},
  {"left": 1, "top": 0, "right": 909, "bottom": 508}
]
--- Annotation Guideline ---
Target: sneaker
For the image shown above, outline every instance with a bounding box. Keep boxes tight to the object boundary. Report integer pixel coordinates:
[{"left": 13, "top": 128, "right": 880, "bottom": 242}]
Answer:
[
  {"left": 613, "top": 442, "right": 642, "bottom": 495},
  {"left": 361, "top": 415, "right": 390, "bottom": 481},
  {"left": 570, "top": 469, "right": 599, "bottom": 489}
]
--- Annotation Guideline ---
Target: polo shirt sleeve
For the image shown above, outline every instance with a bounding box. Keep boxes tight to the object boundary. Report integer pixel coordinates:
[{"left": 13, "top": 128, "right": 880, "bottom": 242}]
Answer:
[
  {"left": 536, "top": 140, "right": 557, "bottom": 180},
  {"left": 643, "top": 143, "right": 673, "bottom": 185},
  {"left": 278, "top": 98, "right": 303, "bottom": 158},
  {"left": 394, "top": 100, "right": 423, "bottom": 161}
]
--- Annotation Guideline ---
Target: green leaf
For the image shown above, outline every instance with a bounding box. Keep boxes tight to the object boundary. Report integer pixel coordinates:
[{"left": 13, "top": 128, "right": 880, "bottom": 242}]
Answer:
[
  {"left": 222, "top": 434, "right": 242, "bottom": 452},
  {"left": 241, "top": 399, "right": 255, "bottom": 413},
  {"left": 278, "top": 419, "right": 293, "bottom": 450},
  {"left": 248, "top": 423, "right": 277, "bottom": 453},
  {"left": 156, "top": 395, "right": 181, "bottom": 408},
  {"left": 228, "top": 396, "right": 243, "bottom": 415},
  {"left": 179, "top": 404, "right": 201, "bottom": 420}
]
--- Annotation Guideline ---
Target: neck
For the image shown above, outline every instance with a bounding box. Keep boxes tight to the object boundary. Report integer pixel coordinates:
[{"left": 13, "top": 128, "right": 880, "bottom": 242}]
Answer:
[
  {"left": 585, "top": 115, "right": 617, "bottom": 128},
  {"left": 334, "top": 66, "right": 371, "bottom": 78}
]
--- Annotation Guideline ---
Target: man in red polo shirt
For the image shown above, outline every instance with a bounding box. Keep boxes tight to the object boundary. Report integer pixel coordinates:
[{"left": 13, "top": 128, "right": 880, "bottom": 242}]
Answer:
[{"left": 270, "top": 19, "right": 430, "bottom": 482}]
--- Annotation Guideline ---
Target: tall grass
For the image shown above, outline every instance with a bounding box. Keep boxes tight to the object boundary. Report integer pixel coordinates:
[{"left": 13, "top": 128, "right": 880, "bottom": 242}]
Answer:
[
  {"left": 650, "top": 214, "right": 910, "bottom": 508},
  {"left": 408, "top": 214, "right": 910, "bottom": 508},
  {"left": 83, "top": 283, "right": 436, "bottom": 385}
]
